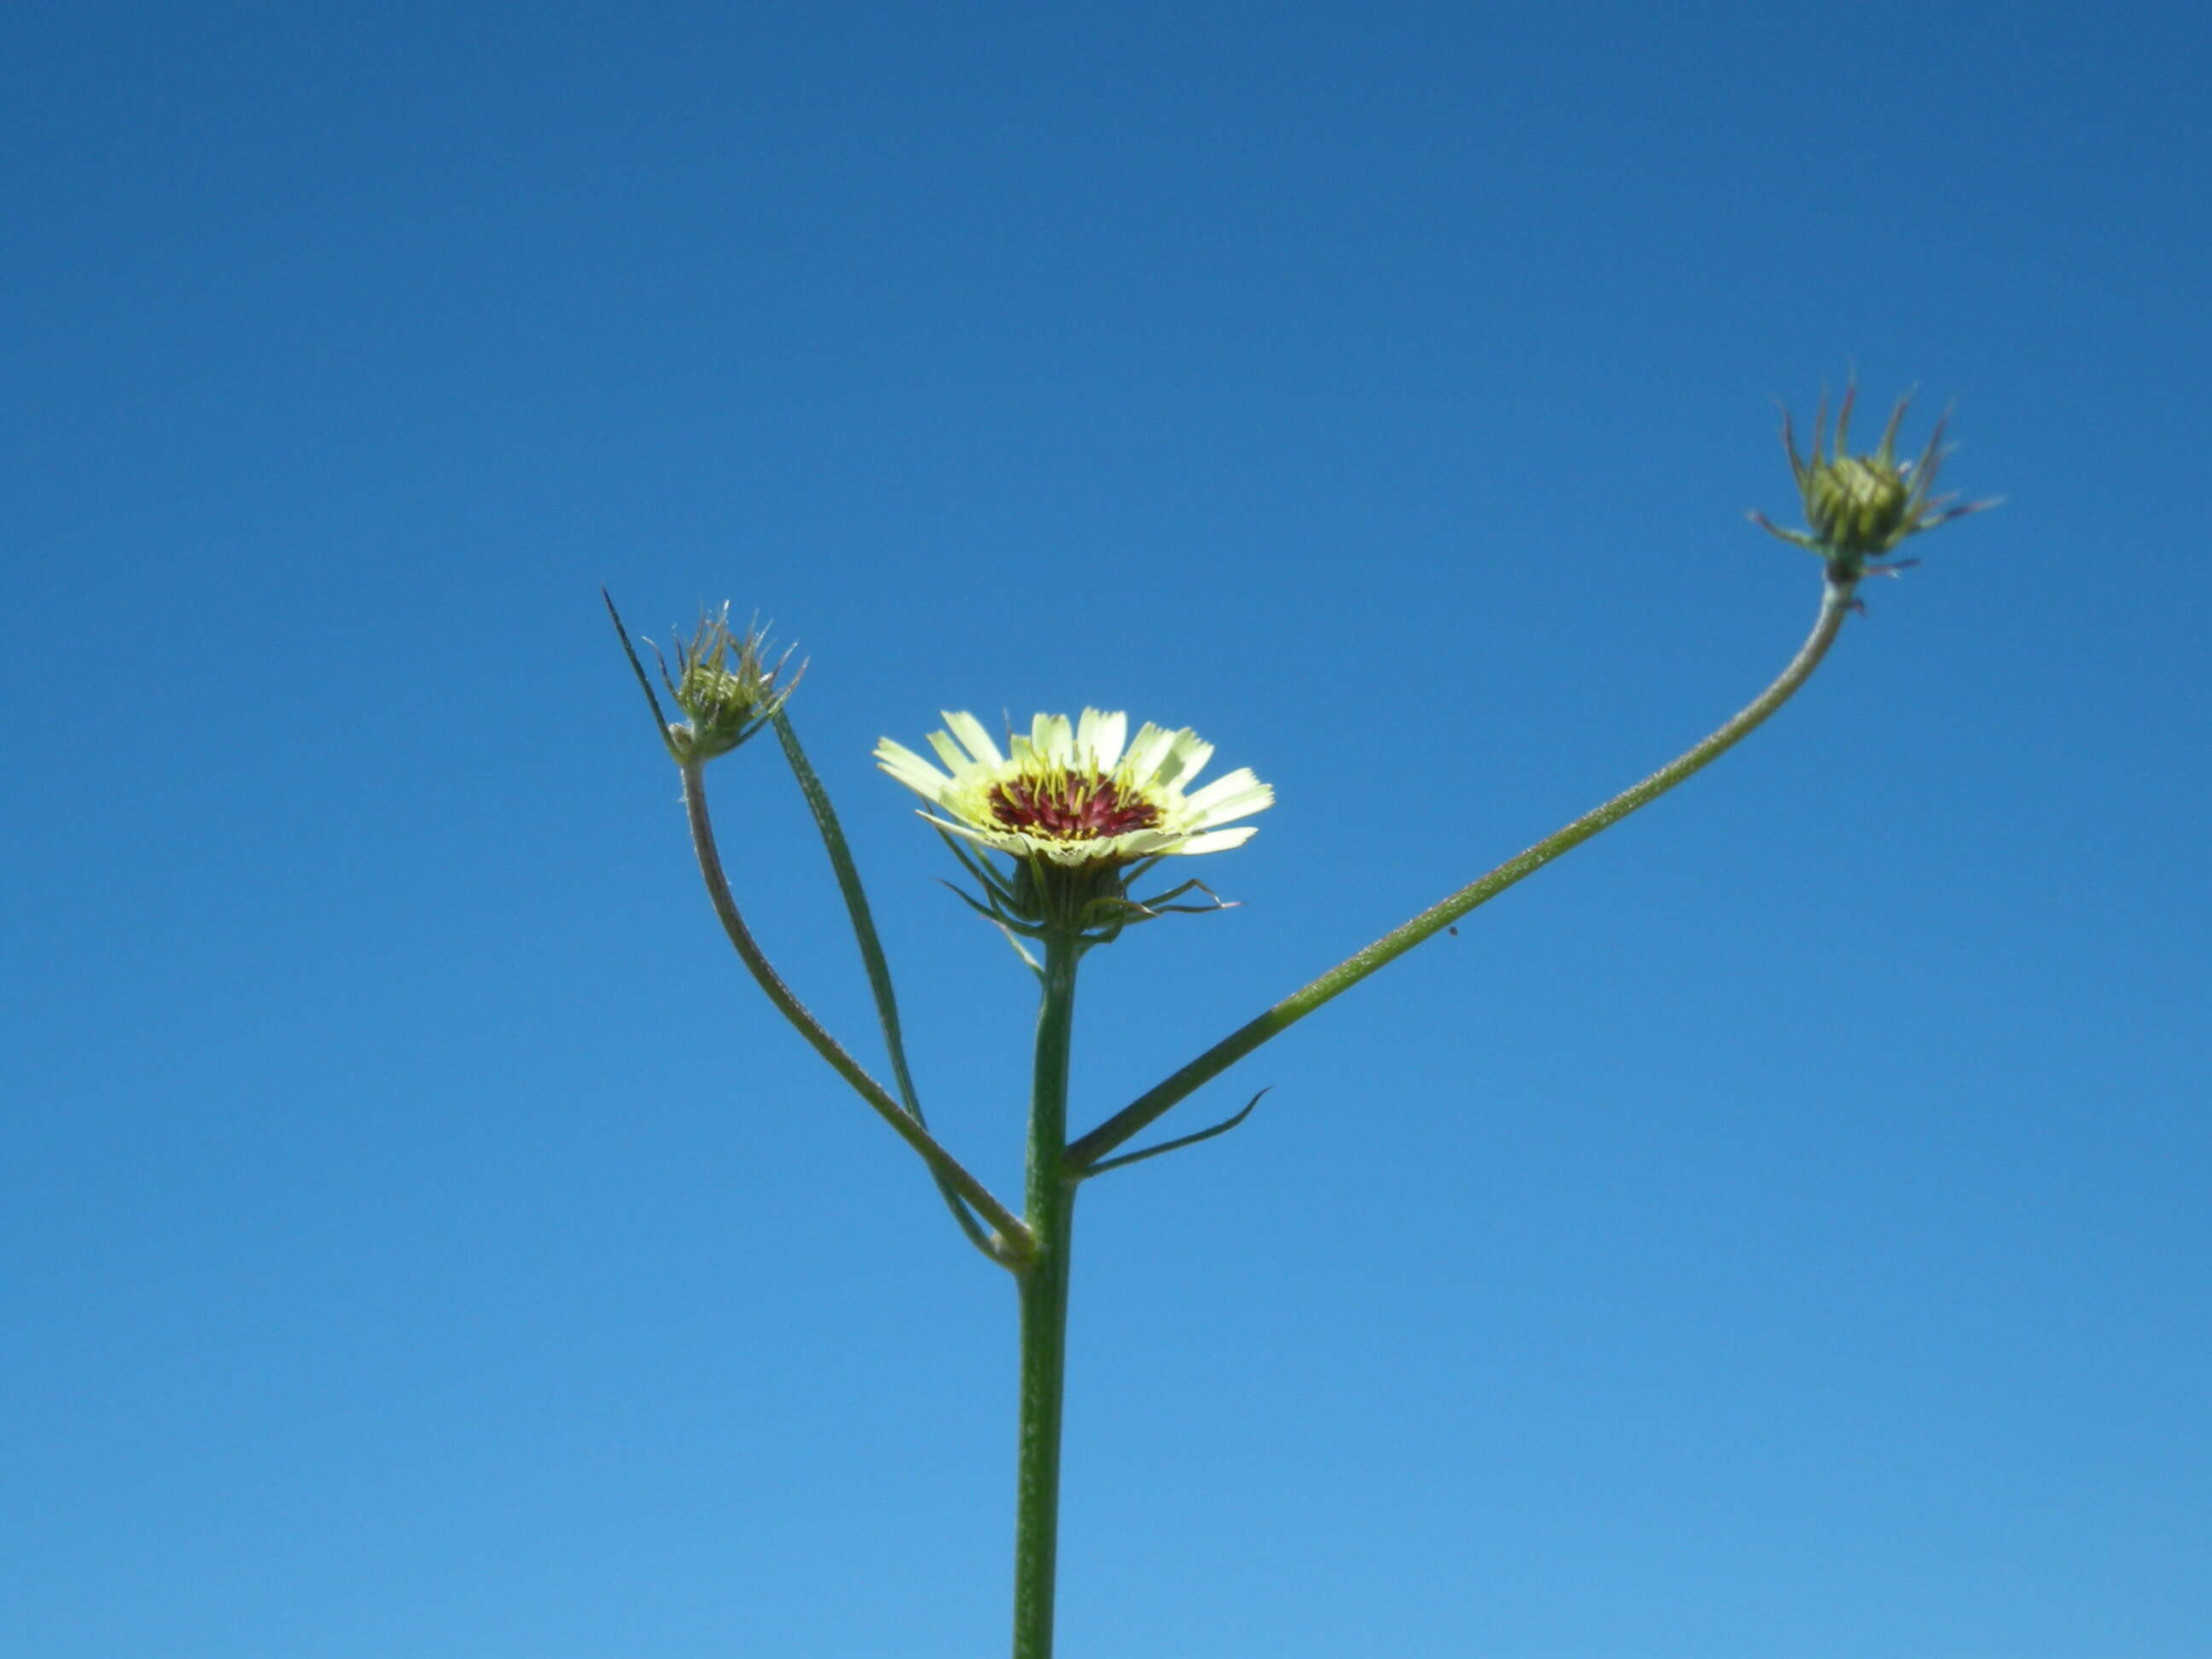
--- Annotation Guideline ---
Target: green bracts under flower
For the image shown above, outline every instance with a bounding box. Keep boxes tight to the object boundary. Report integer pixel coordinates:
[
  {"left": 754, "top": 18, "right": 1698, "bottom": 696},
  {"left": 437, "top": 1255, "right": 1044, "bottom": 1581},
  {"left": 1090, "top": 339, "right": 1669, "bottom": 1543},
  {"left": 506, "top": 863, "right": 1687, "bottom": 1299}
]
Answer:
[{"left": 1751, "top": 386, "right": 1995, "bottom": 577}]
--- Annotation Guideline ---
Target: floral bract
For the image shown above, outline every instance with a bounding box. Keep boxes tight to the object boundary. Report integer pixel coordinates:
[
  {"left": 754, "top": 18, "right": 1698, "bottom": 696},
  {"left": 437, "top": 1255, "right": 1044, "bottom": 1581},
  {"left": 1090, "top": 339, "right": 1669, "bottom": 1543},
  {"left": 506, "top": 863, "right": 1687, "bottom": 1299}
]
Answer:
[
  {"left": 657, "top": 605, "right": 800, "bottom": 763},
  {"left": 1750, "top": 385, "right": 1995, "bottom": 575},
  {"left": 876, "top": 709, "right": 1272, "bottom": 868}
]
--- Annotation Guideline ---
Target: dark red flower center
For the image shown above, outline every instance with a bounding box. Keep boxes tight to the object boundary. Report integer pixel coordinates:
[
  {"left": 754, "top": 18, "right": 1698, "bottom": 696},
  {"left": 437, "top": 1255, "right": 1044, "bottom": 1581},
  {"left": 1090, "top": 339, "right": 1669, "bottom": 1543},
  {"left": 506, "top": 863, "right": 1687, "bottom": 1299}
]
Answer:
[{"left": 988, "top": 771, "right": 1163, "bottom": 841}]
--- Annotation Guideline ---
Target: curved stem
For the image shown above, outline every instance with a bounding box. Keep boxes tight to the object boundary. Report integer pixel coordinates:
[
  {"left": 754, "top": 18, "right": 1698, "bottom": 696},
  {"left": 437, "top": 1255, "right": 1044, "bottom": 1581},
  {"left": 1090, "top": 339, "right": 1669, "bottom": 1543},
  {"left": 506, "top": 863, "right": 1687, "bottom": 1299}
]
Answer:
[
  {"left": 1010, "top": 930, "right": 1081, "bottom": 1659},
  {"left": 1069, "top": 577, "right": 1860, "bottom": 1169},
  {"left": 772, "top": 712, "right": 999, "bottom": 1262},
  {"left": 681, "top": 760, "right": 1030, "bottom": 1261}
]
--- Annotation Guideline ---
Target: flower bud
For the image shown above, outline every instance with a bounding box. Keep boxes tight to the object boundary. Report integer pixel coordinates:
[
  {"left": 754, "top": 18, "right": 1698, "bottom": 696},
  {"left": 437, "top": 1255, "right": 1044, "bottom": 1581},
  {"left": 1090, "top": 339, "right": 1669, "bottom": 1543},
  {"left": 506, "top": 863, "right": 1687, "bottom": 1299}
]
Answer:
[
  {"left": 1751, "top": 386, "right": 1995, "bottom": 578},
  {"left": 658, "top": 607, "right": 800, "bottom": 763}
]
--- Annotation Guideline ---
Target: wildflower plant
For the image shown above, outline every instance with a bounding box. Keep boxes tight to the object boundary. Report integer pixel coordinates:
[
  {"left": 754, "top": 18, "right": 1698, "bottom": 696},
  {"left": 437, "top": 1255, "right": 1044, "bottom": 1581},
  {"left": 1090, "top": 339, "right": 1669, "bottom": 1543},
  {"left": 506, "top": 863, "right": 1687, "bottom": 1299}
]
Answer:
[{"left": 606, "top": 388, "right": 1990, "bottom": 1658}]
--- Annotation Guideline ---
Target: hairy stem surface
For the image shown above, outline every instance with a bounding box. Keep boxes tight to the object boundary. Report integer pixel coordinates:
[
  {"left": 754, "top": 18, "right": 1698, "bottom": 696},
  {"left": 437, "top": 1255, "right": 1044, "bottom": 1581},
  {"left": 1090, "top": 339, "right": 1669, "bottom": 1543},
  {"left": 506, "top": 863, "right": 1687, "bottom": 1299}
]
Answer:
[
  {"left": 681, "top": 761, "right": 1029, "bottom": 1254},
  {"left": 1071, "top": 578, "right": 1860, "bottom": 1167},
  {"left": 1011, "top": 930, "right": 1081, "bottom": 1658}
]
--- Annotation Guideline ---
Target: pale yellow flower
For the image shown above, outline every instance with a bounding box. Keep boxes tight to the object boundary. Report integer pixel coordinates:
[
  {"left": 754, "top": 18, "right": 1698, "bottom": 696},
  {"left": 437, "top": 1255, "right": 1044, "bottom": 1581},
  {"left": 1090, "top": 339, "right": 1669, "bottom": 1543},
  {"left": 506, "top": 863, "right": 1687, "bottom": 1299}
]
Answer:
[{"left": 876, "top": 709, "right": 1272, "bottom": 867}]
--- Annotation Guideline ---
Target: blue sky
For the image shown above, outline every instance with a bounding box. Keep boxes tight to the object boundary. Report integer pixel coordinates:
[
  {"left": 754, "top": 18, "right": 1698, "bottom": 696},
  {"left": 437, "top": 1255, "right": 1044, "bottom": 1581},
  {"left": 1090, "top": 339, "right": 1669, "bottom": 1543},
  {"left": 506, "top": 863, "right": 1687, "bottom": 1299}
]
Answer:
[{"left": 4, "top": 3, "right": 2207, "bottom": 1655}]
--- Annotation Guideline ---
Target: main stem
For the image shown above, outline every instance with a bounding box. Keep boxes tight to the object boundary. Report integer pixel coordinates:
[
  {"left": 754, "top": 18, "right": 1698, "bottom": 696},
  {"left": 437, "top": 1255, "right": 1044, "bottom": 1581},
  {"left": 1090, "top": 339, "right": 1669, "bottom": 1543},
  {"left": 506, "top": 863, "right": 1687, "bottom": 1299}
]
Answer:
[{"left": 1012, "top": 930, "right": 1082, "bottom": 1659}]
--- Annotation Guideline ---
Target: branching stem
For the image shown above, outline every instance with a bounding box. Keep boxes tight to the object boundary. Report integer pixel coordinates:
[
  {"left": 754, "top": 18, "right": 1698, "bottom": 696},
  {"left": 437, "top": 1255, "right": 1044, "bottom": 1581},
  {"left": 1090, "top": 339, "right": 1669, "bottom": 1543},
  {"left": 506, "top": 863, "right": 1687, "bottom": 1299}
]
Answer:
[
  {"left": 1068, "top": 577, "right": 1860, "bottom": 1168},
  {"left": 680, "top": 760, "right": 1030, "bottom": 1259}
]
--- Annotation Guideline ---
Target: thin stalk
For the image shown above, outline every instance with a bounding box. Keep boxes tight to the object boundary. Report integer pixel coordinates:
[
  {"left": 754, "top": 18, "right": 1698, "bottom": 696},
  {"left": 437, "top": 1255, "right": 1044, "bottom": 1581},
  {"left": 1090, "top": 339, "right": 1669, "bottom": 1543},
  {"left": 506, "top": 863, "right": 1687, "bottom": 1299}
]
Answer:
[
  {"left": 1069, "top": 577, "right": 1860, "bottom": 1168},
  {"left": 772, "top": 711, "right": 1002, "bottom": 1264},
  {"left": 1010, "top": 929, "right": 1082, "bottom": 1659},
  {"left": 680, "top": 760, "right": 1030, "bottom": 1258}
]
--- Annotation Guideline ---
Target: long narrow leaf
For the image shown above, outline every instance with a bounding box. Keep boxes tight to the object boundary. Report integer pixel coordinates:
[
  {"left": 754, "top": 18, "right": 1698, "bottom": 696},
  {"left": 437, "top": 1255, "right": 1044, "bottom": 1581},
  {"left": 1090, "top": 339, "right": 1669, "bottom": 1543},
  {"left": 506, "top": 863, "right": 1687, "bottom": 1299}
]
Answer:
[{"left": 774, "top": 713, "right": 998, "bottom": 1260}]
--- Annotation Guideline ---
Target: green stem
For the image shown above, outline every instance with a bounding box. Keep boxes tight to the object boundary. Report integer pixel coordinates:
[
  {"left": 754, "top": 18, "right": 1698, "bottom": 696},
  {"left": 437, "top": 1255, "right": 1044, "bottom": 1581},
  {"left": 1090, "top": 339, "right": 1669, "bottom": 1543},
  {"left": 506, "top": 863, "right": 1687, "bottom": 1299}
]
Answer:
[
  {"left": 1068, "top": 577, "right": 1860, "bottom": 1168},
  {"left": 679, "top": 760, "right": 1031, "bottom": 1259},
  {"left": 771, "top": 711, "right": 1002, "bottom": 1265},
  {"left": 1011, "top": 929, "right": 1082, "bottom": 1659}
]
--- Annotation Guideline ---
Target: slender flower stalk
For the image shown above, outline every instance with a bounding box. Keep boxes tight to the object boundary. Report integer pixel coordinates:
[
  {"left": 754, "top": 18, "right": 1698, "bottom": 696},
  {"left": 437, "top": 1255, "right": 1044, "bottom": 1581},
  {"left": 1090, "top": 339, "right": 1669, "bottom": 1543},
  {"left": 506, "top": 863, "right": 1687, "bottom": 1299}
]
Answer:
[
  {"left": 1073, "top": 391, "right": 1990, "bottom": 1169},
  {"left": 678, "top": 759, "right": 1031, "bottom": 1254},
  {"left": 1067, "top": 577, "right": 1858, "bottom": 1168}
]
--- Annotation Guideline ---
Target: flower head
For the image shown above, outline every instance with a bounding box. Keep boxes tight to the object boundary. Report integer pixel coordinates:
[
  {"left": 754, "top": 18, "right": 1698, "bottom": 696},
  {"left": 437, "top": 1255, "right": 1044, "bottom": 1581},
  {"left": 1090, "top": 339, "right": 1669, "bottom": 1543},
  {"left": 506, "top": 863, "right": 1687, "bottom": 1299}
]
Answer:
[
  {"left": 876, "top": 709, "right": 1272, "bottom": 868},
  {"left": 656, "top": 607, "right": 800, "bottom": 763},
  {"left": 1751, "top": 385, "right": 1996, "bottom": 578}
]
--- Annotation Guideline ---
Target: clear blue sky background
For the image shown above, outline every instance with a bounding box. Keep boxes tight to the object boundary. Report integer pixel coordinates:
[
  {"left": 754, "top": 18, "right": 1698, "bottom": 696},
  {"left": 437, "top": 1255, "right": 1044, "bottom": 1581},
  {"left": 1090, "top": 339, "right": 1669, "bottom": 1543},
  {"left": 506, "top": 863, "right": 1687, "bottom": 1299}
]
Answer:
[{"left": 5, "top": 3, "right": 2207, "bottom": 1656}]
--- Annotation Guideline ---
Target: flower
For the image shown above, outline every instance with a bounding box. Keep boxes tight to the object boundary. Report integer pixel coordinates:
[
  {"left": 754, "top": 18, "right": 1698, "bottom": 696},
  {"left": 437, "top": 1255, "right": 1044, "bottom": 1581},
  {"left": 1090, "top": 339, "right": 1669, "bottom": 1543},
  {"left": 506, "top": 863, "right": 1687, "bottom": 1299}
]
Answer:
[
  {"left": 1750, "top": 385, "right": 1996, "bottom": 577},
  {"left": 875, "top": 709, "right": 1272, "bottom": 869}
]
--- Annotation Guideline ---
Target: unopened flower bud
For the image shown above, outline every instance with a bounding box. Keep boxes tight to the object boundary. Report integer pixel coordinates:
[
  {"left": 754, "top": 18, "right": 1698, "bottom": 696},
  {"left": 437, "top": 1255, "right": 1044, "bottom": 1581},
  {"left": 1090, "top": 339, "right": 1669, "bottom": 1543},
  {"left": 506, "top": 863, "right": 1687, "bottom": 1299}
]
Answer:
[
  {"left": 657, "top": 607, "right": 800, "bottom": 763},
  {"left": 1751, "top": 386, "right": 1995, "bottom": 579}
]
